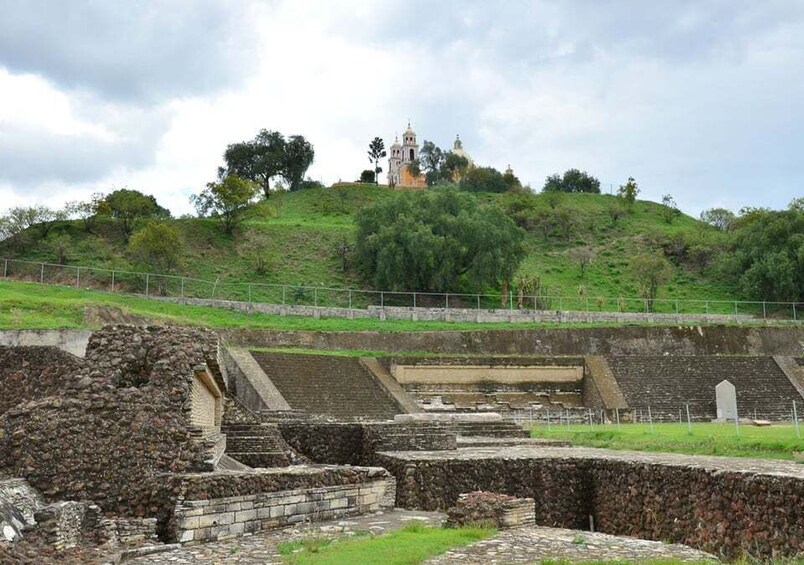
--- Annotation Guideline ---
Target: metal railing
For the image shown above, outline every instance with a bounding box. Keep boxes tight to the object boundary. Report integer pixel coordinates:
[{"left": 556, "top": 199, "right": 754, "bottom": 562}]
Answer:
[{"left": 0, "top": 257, "right": 800, "bottom": 321}]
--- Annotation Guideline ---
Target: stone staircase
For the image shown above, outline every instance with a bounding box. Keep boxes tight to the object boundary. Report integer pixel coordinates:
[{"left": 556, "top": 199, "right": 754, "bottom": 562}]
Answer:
[
  {"left": 607, "top": 356, "right": 803, "bottom": 421},
  {"left": 249, "top": 353, "right": 403, "bottom": 420},
  {"left": 221, "top": 423, "right": 296, "bottom": 468},
  {"left": 453, "top": 421, "right": 530, "bottom": 438}
]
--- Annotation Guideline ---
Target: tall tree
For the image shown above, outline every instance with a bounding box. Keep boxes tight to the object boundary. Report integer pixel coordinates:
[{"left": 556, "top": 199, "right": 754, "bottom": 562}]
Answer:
[
  {"left": 191, "top": 175, "right": 260, "bottom": 235},
  {"left": 367, "top": 137, "right": 387, "bottom": 185},
  {"left": 222, "top": 129, "right": 286, "bottom": 199},
  {"left": 282, "top": 135, "right": 315, "bottom": 191},
  {"left": 700, "top": 208, "right": 735, "bottom": 231},
  {"left": 104, "top": 188, "right": 169, "bottom": 241},
  {"left": 419, "top": 140, "right": 445, "bottom": 186}
]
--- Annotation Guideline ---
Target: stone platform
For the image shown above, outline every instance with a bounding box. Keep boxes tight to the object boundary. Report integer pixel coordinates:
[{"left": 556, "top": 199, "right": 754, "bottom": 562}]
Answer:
[{"left": 425, "top": 525, "right": 717, "bottom": 563}]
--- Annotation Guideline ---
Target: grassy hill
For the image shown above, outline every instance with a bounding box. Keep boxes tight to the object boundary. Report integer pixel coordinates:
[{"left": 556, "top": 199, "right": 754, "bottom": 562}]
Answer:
[{"left": 0, "top": 184, "right": 739, "bottom": 306}]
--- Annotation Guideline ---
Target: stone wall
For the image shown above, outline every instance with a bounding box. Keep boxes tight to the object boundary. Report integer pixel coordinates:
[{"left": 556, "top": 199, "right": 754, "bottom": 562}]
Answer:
[
  {"left": 374, "top": 453, "right": 803, "bottom": 560},
  {"left": 0, "top": 326, "right": 220, "bottom": 523},
  {"left": 277, "top": 421, "right": 457, "bottom": 466},
  {"left": 223, "top": 326, "right": 804, "bottom": 356},
  {"left": 0, "top": 346, "right": 84, "bottom": 415},
  {"left": 159, "top": 296, "right": 759, "bottom": 325},
  {"left": 171, "top": 478, "right": 392, "bottom": 543}
]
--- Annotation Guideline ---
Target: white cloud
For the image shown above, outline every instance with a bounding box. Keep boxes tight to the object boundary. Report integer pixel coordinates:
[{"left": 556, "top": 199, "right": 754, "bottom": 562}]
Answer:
[{"left": 1, "top": 0, "right": 803, "bottom": 217}]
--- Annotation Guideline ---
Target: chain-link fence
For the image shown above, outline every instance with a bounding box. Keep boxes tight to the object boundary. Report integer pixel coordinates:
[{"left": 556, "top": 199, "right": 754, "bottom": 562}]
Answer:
[
  {"left": 513, "top": 400, "right": 803, "bottom": 439},
  {"left": 1, "top": 257, "right": 801, "bottom": 321}
]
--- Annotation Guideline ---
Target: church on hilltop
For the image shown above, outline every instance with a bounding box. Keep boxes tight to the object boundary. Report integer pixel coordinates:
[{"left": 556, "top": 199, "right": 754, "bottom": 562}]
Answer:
[{"left": 387, "top": 122, "right": 474, "bottom": 188}]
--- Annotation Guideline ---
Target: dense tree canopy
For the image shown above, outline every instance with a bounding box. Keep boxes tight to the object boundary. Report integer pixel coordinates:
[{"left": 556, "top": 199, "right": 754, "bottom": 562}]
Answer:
[
  {"left": 459, "top": 166, "right": 508, "bottom": 193},
  {"left": 221, "top": 130, "right": 314, "bottom": 197},
  {"left": 354, "top": 187, "right": 526, "bottom": 292},
  {"left": 730, "top": 206, "right": 804, "bottom": 301},
  {"left": 104, "top": 188, "right": 169, "bottom": 241},
  {"left": 543, "top": 169, "right": 601, "bottom": 193}
]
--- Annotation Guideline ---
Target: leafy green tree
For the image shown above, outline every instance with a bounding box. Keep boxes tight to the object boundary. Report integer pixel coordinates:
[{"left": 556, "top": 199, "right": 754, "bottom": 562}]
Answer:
[
  {"left": 191, "top": 175, "right": 259, "bottom": 235},
  {"left": 128, "top": 221, "right": 183, "bottom": 274},
  {"left": 354, "top": 187, "right": 526, "bottom": 292},
  {"left": 222, "top": 129, "right": 286, "bottom": 198},
  {"left": 459, "top": 166, "right": 508, "bottom": 193},
  {"left": 630, "top": 252, "right": 673, "bottom": 310},
  {"left": 408, "top": 159, "right": 422, "bottom": 178},
  {"left": 359, "top": 170, "right": 376, "bottom": 183},
  {"left": 367, "top": 137, "right": 386, "bottom": 185},
  {"left": 440, "top": 152, "right": 470, "bottom": 183},
  {"left": 420, "top": 140, "right": 449, "bottom": 186},
  {"left": 282, "top": 135, "right": 315, "bottom": 191},
  {"left": 699, "top": 207, "right": 735, "bottom": 231},
  {"left": 104, "top": 188, "right": 169, "bottom": 241},
  {"left": 543, "top": 169, "right": 601, "bottom": 193},
  {"left": 730, "top": 207, "right": 804, "bottom": 301},
  {"left": 617, "top": 177, "right": 640, "bottom": 211}
]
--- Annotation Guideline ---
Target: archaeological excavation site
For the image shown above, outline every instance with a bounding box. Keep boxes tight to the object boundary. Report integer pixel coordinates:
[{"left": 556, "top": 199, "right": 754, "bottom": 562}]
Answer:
[{"left": 1, "top": 324, "right": 803, "bottom": 563}]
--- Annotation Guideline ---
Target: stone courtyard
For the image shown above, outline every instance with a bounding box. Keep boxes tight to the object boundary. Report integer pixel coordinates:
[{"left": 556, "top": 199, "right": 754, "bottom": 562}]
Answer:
[{"left": 1, "top": 325, "right": 803, "bottom": 563}]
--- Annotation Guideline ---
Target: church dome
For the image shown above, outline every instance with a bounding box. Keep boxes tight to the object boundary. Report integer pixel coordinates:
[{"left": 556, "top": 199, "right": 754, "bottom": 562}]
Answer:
[
  {"left": 403, "top": 121, "right": 415, "bottom": 137},
  {"left": 390, "top": 135, "right": 401, "bottom": 149},
  {"left": 451, "top": 135, "right": 473, "bottom": 164}
]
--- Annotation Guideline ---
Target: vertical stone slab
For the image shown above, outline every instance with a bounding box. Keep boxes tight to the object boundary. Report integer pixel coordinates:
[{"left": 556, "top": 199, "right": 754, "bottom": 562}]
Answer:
[{"left": 715, "top": 380, "right": 738, "bottom": 420}]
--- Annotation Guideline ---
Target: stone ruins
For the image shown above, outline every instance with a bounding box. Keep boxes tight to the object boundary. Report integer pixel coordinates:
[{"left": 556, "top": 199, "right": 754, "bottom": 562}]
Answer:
[{"left": 0, "top": 325, "right": 802, "bottom": 563}]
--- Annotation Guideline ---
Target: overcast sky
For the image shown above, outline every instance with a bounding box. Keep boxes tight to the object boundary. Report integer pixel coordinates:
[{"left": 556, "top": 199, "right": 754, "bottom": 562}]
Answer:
[{"left": 1, "top": 0, "right": 802, "bottom": 217}]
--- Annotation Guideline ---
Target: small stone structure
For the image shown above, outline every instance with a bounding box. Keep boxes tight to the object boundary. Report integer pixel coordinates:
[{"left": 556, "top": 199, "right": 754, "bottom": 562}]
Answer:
[
  {"left": 171, "top": 469, "right": 394, "bottom": 543},
  {"left": 446, "top": 492, "right": 535, "bottom": 529},
  {"left": 715, "top": 379, "right": 738, "bottom": 420}
]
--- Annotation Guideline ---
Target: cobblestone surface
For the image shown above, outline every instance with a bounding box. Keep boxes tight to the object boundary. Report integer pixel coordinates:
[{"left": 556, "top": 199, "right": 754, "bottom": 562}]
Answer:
[
  {"left": 380, "top": 445, "right": 804, "bottom": 478},
  {"left": 126, "top": 509, "right": 444, "bottom": 564},
  {"left": 424, "top": 526, "right": 718, "bottom": 564}
]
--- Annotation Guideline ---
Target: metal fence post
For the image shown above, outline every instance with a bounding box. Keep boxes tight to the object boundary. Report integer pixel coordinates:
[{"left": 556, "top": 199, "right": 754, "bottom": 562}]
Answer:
[
  {"left": 413, "top": 292, "right": 416, "bottom": 308},
  {"left": 794, "top": 400, "right": 801, "bottom": 439},
  {"left": 314, "top": 287, "right": 318, "bottom": 308},
  {"left": 40, "top": 263, "right": 44, "bottom": 284},
  {"left": 477, "top": 294, "right": 480, "bottom": 310},
  {"left": 111, "top": 270, "right": 115, "bottom": 293},
  {"left": 146, "top": 274, "right": 150, "bottom": 296},
  {"left": 3, "top": 259, "right": 7, "bottom": 278},
  {"left": 348, "top": 289, "right": 352, "bottom": 309},
  {"left": 794, "top": 303, "right": 798, "bottom": 322},
  {"left": 762, "top": 301, "right": 766, "bottom": 319},
  {"left": 446, "top": 293, "right": 449, "bottom": 310},
  {"left": 380, "top": 291, "right": 384, "bottom": 309},
  {"left": 247, "top": 283, "right": 251, "bottom": 304},
  {"left": 282, "top": 286, "right": 286, "bottom": 305},
  {"left": 75, "top": 266, "right": 80, "bottom": 288}
]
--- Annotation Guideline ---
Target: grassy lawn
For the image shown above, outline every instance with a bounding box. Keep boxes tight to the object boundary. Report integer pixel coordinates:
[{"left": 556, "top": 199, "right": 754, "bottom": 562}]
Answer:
[
  {"left": 277, "top": 523, "right": 493, "bottom": 565},
  {"left": 0, "top": 279, "right": 656, "bottom": 332},
  {"left": 530, "top": 422, "right": 804, "bottom": 460}
]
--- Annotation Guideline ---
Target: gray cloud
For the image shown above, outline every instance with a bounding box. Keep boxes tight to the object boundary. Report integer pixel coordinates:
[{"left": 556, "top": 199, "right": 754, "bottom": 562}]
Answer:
[
  {"left": 0, "top": 0, "right": 256, "bottom": 102},
  {"left": 0, "top": 106, "right": 166, "bottom": 190}
]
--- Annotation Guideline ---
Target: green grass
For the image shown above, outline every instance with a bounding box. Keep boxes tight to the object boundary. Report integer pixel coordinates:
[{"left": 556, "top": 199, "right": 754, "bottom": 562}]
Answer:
[
  {"left": 1, "top": 186, "right": 747, "bottom": 311},
  {"left": 531, "top": 423, "right": 804, "bottom": 460},
  {"left": 277, "top": 523, "right": 493, "bottom": 565},
  {"left": 0, "top": 279, "right": 657, "bottom": 331}
]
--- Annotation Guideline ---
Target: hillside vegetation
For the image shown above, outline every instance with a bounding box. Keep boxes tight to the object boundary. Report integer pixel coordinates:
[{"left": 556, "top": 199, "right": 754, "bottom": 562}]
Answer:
[{"left": 0, "top": 183, "right": 789, "bottom": 308}]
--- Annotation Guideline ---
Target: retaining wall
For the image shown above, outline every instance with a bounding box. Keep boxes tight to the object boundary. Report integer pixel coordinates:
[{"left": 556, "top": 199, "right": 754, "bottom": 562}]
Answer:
[
  {"left": 0, "top": 330, "right": 91, "bottom": 358},
  {"left": 223, "top": 326, "right": 804, "bottom": 356},
  {"left": 375, "top": 450, "right": 803, "bottom": 560},
  {"left": 158, "top": 296, "right": 760, "bottom": 325}
]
